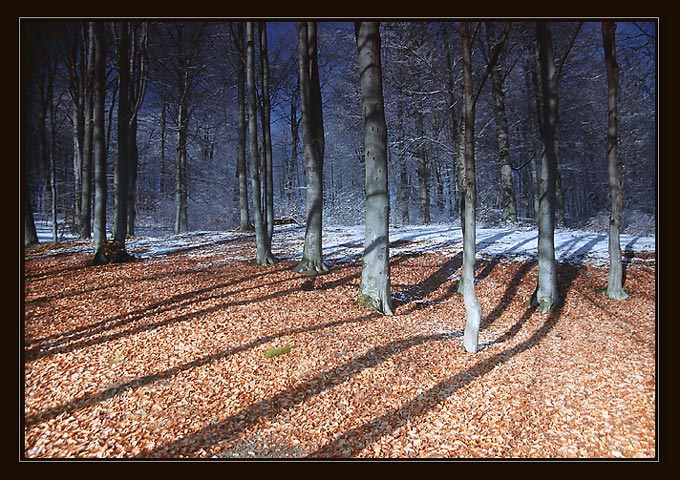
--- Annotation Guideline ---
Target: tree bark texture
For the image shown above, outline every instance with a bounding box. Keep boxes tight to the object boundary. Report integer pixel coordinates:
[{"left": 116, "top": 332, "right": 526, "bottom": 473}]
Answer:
[
  {"left": 486, "top": 22, "right": 517, "bottom": 222},
  {"left": 602, "top": 21, "right": 629, "bottom": 300},
  {"left": 174, "top": 100, "right": 189, "bottom": 234},
  {"left": 259, "top": 22, "right": 275, "bottom": 240},
  {"left": 532, "top": 22, "right": 560, "bottom": 313},
  {"left": 79, "top": 22, "right": 95, "bottom": 240},
  {"left": 460, "top": 22, "right": 483, "bottom": 353},
  {"left": 234, "top": 23, "right": 252, "bottom": 231},
  {"left": 355, "top": 21, "right": 393, "bottom": 315},
  {"left": 114, "top": 22, "right": 130, "bottom": 244},
  {"left": 246, "top": 22, "right": 275, "bottom": 265},
  {"left": 415, "top": 109, "right": 431, "bottom": 224},
  {"left": 294, "top": 21, "right": 328, "bottom": 275},
  {"left": 92, "top": 21, "right": 107, "bottom": 249}
]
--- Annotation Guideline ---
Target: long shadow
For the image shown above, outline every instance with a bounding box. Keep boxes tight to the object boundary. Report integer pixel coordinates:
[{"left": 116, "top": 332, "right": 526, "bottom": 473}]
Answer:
[
  {"left": 25, "top": 261, "right": 364, "bottom": 361},
  {"left": 480, "top": 260, "right": 536, "bottom": 330},
  {"left": 392, "top": 253, "right": 463, "bottom": 313},
  {"left": 135, "top": 329, "right": 454, "bottom": 458},
  {"left": 24, "top": 263, "right": 288, "bottom": 353},
  {"left": 307, "top": 261, "right": 582, "bottom": 458},
  {"left": 25, "top": 310, "right": 383, "bottom": 428}
]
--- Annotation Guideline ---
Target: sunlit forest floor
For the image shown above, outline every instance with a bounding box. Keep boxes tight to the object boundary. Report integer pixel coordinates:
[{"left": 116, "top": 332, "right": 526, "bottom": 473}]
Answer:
[{"left": 23, "top": 227, "right": 656, "bottom": 458}]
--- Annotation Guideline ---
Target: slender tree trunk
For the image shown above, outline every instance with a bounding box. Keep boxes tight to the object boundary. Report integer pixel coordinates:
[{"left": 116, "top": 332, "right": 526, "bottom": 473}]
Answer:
[
  {"left": 114, "top": 22, "right": 130, "bottom": 245},
  {"left": 286, "top": 87, "right": 300, "bottom": 203},
  {"left": 79, "top": 23, "right": 95, "bottom": 240},
  {"left": 49, "top": 80, "right": 58, "bottom": 244},
  {"left": 602, "top": 21, "right": 628, "bottom": 300},
  {"left": 294, "top": 21, "right": 328, "bottom": 275},
  {"left": 246, "top": 21, "right": 275, "bottom": 265},
  {"left": 24, "top": 183, "right": 39, "bottom": 246},
  {"left": 72, "top": 108, "right": 83, "bottom": 225},
  {"left": 160, "top": 96, "right": 167, "bottom": 196},
  {"left": 415, "top": 109, "right": 431, "bottom": 224},
  {"left": 486, "top": 22, "right": 517, "bottom": 223},
  {"left": 92, "top": 21, "right": 107, "bottom": 249},
  {"left": 355, "top": 21, "right": 393, "bottom": 315},
  {"left": 396, "top": 98, "right": 409, "bottom": 224},
  {"left": 234, "top": 23, "right": 252, "bottom": 231},
  {"left": 259, "top": 22, "right": 275, "bottom": 240},
  {"left": 127, "top": 116, "right": 138, "bottom": 237},
  {"left": 174, "top": 100, "right": 189, "bottom": 234},
  {"left": 531, "top": 22, "right": 560, "bottom": 313},
  {"left": 460, "top": 22, "right": 483, "bottom": 353}
]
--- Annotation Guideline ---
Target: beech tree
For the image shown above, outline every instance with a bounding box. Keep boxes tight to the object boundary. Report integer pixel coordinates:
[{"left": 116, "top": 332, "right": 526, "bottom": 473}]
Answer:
[
  {"left": 230, "top": 22, "right": 252, "bottom": 232},
  {"left": 294, "top": 21, "right": 328, "bottom": 275},
  {"left": 92, "top": 21, "right": 107, "bottom": 249},
  {"left": 460, "top": 21, "right": 482, "bottom": 353},
  {"left": 246, "top": 21, "right": 276, "bottom": 265},
  {"left": 602, "top": 21, "right": 628, "bottom": 300},
  {"left": 114, "top": 21, "right": 131, "bottom": 246},
  {"left": 485, "top": 21, "right": 517, "bottom": 222},
  {"left": 531, "top": 22, "right": 560, "bottom": 313},
  {"left": 355, "top": 21, "right": 393, "bottom": 315}
]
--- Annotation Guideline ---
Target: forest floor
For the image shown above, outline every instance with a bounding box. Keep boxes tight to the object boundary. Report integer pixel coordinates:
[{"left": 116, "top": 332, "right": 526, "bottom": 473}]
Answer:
[{"left": 22, "top": 225, "right": 656, "bottom": 459}]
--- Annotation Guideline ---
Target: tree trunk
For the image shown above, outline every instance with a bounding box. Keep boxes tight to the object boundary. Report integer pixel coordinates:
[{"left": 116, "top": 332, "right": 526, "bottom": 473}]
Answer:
[
  {"left": 286, "top": 86, "right": 300, "bottom": 203},
  {"left": 396, "top": 98, "right": 409, "bottom": 224},
  {"left": 234, "top": 23, "right": 252, "bottom": 231},
  {"left": 24, "top": 183, "right": 39, "bottom": 246},
  {"left": 160, "top": 96, "right": 167, "bottom": 196},
  {"left": 114, "top": 22, "right": 130, "bottom": 245},
  {"left": 486, "top": 22, "right": 517, "bottom": 223},
  {"left": 602, "top": 21, "right": 629, "bottom": 300},
  {"left": 79, "top": 22, "right": 95, "bottom": 240},
  {"left": 415, "top": 109, "right": 430, "bottom": 224},
  {"left": 531, "top": 22, "right": 560, "bottom": 313},
  {"left": 294, "top": 21, "right": 328, "bottom": 275},
  {"left": 92, "top": 21, "right": 107, "bottom": 249},
  {"left": 127, "top": 116, "right": 138, "bottom": 237},
  {"left": 259, "top": 22, "right": 275, "bottom": 240},
  {"left": 460, "top": 22, "right": 483, "bottom": 353},
  {"left": 355, "top": 21, "right": 393, "bottom": 315},
  {"left": 246, "top": 21, "right": 275, "bottom": 265},
  {"left": 174, "top": 100, "right": 189, "bottom": 234}
]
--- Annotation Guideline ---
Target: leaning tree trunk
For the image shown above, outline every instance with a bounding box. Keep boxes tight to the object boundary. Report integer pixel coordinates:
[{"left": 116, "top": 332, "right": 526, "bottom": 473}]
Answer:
[
  {"left": 460, "top": 22, "right": 483, "bottom": 353},
  {"left": 356, "top": 21, "right": 393, "bottom": 315},
  {"left": 602, "top": 21, "right": 628, "bottom": 300},
  {"left": 486, "top": 22, "right": 517, "bottom": 223},
  {"left": 92, "top": 21, "right": 107, "bottom": 249},
  {"left": 246, "top": 21, "right": 275, "bottom": 265},
  {"left": 234, "top": 23, "right": 252, "bottom": 231},
  {"left": 294, "top": 21, "right": 328, "bottom": 275},
  {"left": 531, "top": 22, "right": 560, "bottom": 313}
]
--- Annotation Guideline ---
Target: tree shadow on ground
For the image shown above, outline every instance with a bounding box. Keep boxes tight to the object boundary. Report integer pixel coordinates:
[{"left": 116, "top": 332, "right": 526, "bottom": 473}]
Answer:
[{"left": 306, "top": 261, "right": 582, "bottom": 458}]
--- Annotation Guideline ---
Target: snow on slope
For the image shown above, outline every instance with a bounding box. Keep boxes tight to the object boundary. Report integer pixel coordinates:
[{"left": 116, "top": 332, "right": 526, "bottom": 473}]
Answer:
[{"left": 29, "top": 222, "right": 655, "bottom": 266}]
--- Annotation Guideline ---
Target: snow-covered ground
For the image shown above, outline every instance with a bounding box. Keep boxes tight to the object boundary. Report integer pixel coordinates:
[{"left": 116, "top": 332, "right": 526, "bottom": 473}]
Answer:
[{"left": 29, "top": 222, "right": 655, "bottom": 267}]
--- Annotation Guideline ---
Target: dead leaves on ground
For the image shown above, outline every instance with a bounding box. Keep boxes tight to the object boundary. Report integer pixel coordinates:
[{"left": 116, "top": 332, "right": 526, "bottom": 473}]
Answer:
[{"left": 22, "top": 242, "right": 656, "bottom": 459}]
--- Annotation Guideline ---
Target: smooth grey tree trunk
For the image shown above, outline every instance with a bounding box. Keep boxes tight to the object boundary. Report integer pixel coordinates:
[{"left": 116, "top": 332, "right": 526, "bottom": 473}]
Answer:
[
  {"left": 460, "top": 22, "right": 483, "bottom": 353},
  {"left": 127, "top": 117, "right": 138, "bottom": 237},
  {"left": 294, "top": 21, "right": 328, "bottom": 275},
  {"left": 486, "top": 22, "right": 517, "bottom": 223},
  {"left": 602, "top": 21, "right": 629, "bottom": 301},
  {"left": 246, "top": 21, "right": 276, "bottom": 265},
  {"left": 79, "top": 22, "right": 95, "bottom": 240},
  {"left": 531, "top": 22, "right": 560, "bottom": 313},
  {"left": 114, "top": 22, "right": 130, "bottom": 245},
  {"left": 415, "top": 109, "right": 431, "bottom": 224},
  {"left": 174, "top": 101, "right": 189, "bottom": 234},
  {"left": 160, "top": 97, "right": 167, "bottom": 195},
  {"left": 355, "top": 21, "right": 393, "bottom": 315},
  {"left": 259, "top": 22, "right": 275, "bottom": 240},
  {"left": 24, "top": 184, "right": 39, "bottom": 246},
  {"left": 233, "top": 23, "right": 252, "bottom": 231},
  {"left": 92, "top": 21, "right": 107, "bottom": 249}
]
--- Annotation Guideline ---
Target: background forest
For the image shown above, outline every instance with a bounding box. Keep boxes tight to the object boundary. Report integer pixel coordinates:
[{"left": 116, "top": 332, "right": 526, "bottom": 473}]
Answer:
[{"left": 21, "top": 20, "right": 656, "bottom": 244}]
